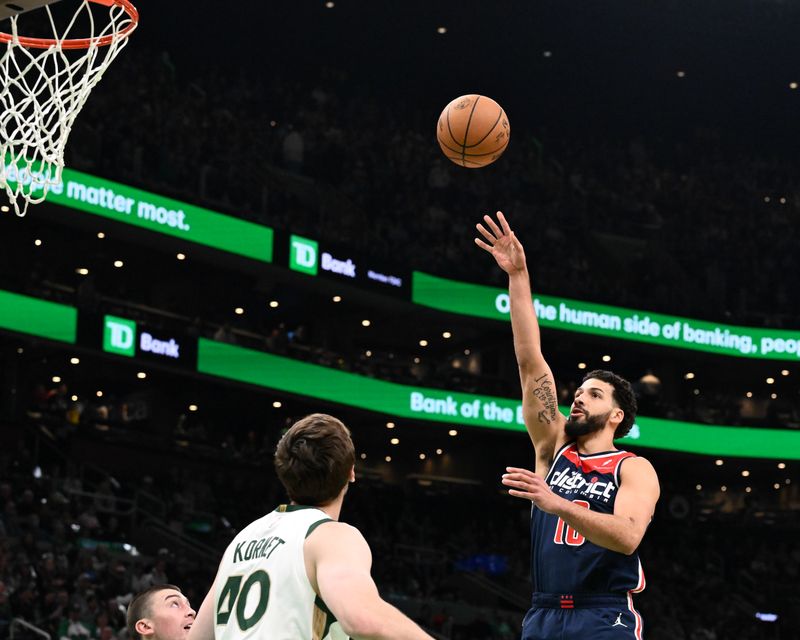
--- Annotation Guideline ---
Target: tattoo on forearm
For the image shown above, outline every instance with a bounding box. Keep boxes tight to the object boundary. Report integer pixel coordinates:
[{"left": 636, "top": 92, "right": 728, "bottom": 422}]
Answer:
[{"left": 532, "top": 374, "right": 558, "bottom": 422}]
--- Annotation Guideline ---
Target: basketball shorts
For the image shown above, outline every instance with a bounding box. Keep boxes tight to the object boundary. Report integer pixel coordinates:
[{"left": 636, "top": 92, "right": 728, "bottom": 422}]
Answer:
[{"left": 522, "top": 593, "right": 643, "bottom": 640}]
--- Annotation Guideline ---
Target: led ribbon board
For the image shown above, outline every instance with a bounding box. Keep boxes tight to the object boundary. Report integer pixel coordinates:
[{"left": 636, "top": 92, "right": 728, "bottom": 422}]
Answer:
[
  {"left": 3, "top": 160, "right": 273, "bottom": 263},
  {"left": 0, "top": 290, "right": 77, "bottom": 343},
  {"left": 197, "top": 338, "right": 800, "bottom": 460},
  {"left": 412, "top": 272, "right": 800, "bottom": 361}
]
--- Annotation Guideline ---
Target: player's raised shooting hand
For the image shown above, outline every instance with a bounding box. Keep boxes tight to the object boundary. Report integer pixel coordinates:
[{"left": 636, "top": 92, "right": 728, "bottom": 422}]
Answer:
[
  {"left": 475, "top": 211, "right": 527, "bottom": 275},
  {"left": 502, "top": 466, "right": 565, "bottom": 514}
]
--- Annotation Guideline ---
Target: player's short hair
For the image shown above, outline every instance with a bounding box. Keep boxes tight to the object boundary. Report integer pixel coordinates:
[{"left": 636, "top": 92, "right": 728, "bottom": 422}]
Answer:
[
  {"left": 583, "top": 370, "right": 638, "bottom": 439},
  {"left": 126, "top": 584, "right": 182, "bottom": 640},
  {"left": 274, "top": 413, "right": 355, "bottom": 506}
]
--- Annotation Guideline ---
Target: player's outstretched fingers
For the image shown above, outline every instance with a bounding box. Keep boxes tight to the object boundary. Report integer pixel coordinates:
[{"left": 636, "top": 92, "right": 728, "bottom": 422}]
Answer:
[
  {"left": 483, "top": 214, "right": 503, "bottom": 238},
  {"left": 496, "top": 211, "right": 512, "bottom": 235},
  {"left": 476, "top": 222, "right": 496, "bottom": 244},
  {"left": 475, "top": 237, "right": 493, "bottom": 252}
]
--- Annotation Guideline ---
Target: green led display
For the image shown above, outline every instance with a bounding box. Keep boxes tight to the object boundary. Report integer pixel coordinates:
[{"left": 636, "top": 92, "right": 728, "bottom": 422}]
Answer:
[
  {"left": 0, "top": 290, "right": 77, "bottom": 343},
  {"left": 197, "top": 338, "right": 800, "bottom": 459},
  {"left": 412, "top": 271, "right": 800, "bottom": 361}
]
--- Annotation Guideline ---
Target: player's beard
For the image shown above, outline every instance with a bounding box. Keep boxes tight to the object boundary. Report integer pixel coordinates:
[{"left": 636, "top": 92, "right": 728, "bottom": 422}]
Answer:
[{"left": 565, "top": 409, "right": 611, "bottom": 438}]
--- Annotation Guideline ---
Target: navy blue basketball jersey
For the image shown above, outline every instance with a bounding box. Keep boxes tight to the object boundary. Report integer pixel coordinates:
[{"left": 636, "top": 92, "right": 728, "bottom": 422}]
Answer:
[{"left": 530, "top": 442, "right": 646, "bottom": 608}]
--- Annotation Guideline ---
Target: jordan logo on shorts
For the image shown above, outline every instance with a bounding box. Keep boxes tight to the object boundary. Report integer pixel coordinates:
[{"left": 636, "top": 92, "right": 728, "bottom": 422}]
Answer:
[{"left": 612, "top": 613, "right": 628, "bottom": 628}]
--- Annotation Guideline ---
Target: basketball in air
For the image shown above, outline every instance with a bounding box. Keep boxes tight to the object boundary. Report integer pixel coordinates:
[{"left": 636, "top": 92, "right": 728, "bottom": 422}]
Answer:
[{"left": 436, "top": 94, "right": 510, "bottom": 168}]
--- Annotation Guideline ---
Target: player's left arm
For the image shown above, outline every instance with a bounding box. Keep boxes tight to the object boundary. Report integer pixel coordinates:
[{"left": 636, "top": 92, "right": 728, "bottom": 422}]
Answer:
[
  {"left": 503, "top": 458, "right": 660, "bottom": 555},
  {"left": 187, "top": 578, "right": 217, "bottom": 640}
]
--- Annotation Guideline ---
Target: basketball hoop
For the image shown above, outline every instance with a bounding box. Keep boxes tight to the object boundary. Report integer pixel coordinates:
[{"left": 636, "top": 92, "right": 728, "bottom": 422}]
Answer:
[{"left": 0, "top": 0, "right": 138, "bottom": 216}]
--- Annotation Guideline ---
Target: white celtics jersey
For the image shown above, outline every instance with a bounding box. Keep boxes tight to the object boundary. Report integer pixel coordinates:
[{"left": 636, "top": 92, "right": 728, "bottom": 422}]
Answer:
[{"left": 214, "top": 505, "right": 349, "bottom": 640}]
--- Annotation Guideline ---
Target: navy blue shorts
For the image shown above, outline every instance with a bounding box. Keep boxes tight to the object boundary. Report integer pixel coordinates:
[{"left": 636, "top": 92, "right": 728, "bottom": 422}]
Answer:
[{"left": 522, "top": 594, "right": 643, "bottom": 640}]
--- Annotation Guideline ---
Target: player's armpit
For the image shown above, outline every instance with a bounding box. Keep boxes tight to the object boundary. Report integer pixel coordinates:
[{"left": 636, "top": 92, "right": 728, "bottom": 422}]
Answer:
[
  {"left": 307, "top": 523, "right": 433, "bottom": 640},
  {"left": 613, "top": 457, "right": 661, "bottom": 552}
]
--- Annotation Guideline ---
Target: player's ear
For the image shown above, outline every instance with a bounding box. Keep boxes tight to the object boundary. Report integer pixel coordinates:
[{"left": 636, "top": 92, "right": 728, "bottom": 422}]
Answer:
[
  {"left": 349, "top": 465, "right": 355, "bottom": 483},
  {"left": 135, "top": 619, "right": 154, "bottom": 639}
]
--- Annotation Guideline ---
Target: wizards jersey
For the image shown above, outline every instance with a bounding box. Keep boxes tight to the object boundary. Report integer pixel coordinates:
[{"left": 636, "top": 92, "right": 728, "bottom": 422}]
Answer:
[{"left": 530, "top": 442, "right": 646, "bottom": 597}]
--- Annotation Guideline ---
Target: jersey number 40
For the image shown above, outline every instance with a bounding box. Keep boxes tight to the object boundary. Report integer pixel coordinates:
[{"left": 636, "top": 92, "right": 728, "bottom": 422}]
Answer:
[
  {"left": 216, "top": 571, "right": 271, "bottom": 630},
  {"left": 552, "top": 500, "right": 590, "bottom": 546}
]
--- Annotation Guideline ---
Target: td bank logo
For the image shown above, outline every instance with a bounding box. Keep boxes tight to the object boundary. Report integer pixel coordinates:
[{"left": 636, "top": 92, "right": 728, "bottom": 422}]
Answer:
[
  {"left": 290, "top": 235, "right": 318, "bottom": 275},
  {"left": 103, "top": 315, "right": 136, "bottom": 357}
]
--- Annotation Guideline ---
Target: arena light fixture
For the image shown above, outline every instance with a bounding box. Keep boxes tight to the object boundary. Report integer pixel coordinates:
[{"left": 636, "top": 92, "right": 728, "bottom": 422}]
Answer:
[
  {"left": 325, "top": 1, "right": 335, "bottom": 7},
  {"left": 695, "top": 484, "right": 702, "bottom": 490},
  {"left": 464, "top": 348, "right": 470, "bottom": 355},
  {"left": 0, "top": 205, "right": 8, "bottom": 212},
  {"left": 52, "top": 375, "right": 61, "bottom": 383},
  {"left": 578, "top": 362, "right": 587, "bottom": 369},
  {"left": 774, "top": 483, "right": 781, "bottom": 489},
  {"left": 721, "top": 485, "right": 727, "bottom": 492},
  {"left": 362, "top": 319, "right": 371, "bottom": 327},
  {"left": 436, "top": 449, "right": 443, "bottom": 455},
  {"left": 386, "top": 422, "right": 395, "bottom": 429},
  {"left": 448, "top": 429, "right": 458, "bottom": 437},
  {"left": 746, "top": 391, "right": 753, "bottom": 398},
  {"left": 365, "top": 350, "right": 372, "bottom": 357},
  {"left": 419, "top": 453, "right": 426, "bottom": 460},
  {"left": 602, "top": 354, "right": 611, "bottom": 362},
  {"left": 97, "top": 232, "right": 105, "bottom": 239},
  {"left": 360, "top": 453, "right": 366, "bottom": 460},
  {"left": 76, "top": 267, "right": 89, "bottom": 275},
  {"left": 390, "top": 438, "right": 400, "bottom": 445},
  {"left": 385, "top": 456, "right": 391, "bottom": 462},
  {"left": 436, "top": 26, "right": 447, "bottom": 34},
  {"left": 543, "top": 50, "right": 552, "bottom": 57},
  {"left": 781, "top": 369, "right": 790, "bottom": 376},
  {"left": 771, "top": 393, "right": 777, "bottom": 400},
  {"left": 745, "top": 487, "right": 752, "bottom": 493},
  {"left": 234, "top": 307, "right": 244, "bottom": 315},
  {"left": 684, "top": 372, "right": 695, "bottom": 380},
  {"left": 176, "top": 253, "right": 186, "bottom": 260},
  {"left": 113, "top": 260, "right": 123, "bottom": 268},
  {"left": 272, "top": 401, "right": 282, "bottom": 408},
  {"left": 34, "top": 238, "right": 42, "bottom": 246},
  {"left": 778, "top": 462, "right": 786, "bottom": 469},
  {"left": 136, "top": 372, "right": 146, "bottom": 379},
  {"left": 71, "top": 395, "right": 78, "bottom": 401},
  {"left": 693, "top": 389, "right": 700, "bottom": 395},
  {"left": 676, "top": 70, "right": 686, "bottom": 78},
  {"left": 413, "top": 357, "right": 421, "bottom": 364},
  {"left": 96, "top": 390, "right": 103, "bottom": 397},
  {"left": 442, "top": 331, "right": 452, "bottom": 339},
  {"left": 766, "top": 377, "right": 775, "bottom": 384},
  {"left": 764, "top": 196, "right": 771, "bottom": 203},
  {"left": 332, "top": 295, "right": 342, "bottom": 302},
  {"left": 741, "top": 470, "right": 750, "bottom": 477},
  {"left": 791, "top": 82, "right": 799, "bottom": 90},
  {"left": 70, "top": 357, "right": 79, "bottom": 364},
  {"left": 269, "top": 300, "right": 279, "bottom": 308},
  {"left": 419, "top": 339, "right": 428, "bottom": 347},
  {"left": 786, "top": 478, "right": 792, "bottom": 485},
  {"left": 715, "top": 459, "right": 724, "bottom": 466}
]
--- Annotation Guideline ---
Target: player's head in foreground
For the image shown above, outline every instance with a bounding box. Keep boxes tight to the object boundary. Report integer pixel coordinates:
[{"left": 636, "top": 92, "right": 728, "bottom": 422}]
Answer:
[
  {"left": 127, "top": 585, "right": 195, "bottom": 640},
  {"left": 566, "top": 369, "right": 637, "bottom": 440},
  {"left": 274, "top": 413, "right": 356, "bottom": 507}
]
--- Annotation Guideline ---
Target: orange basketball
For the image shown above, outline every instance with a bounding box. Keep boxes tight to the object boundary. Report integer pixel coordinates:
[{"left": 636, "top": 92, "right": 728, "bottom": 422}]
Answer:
[{"left": 436, "top": 94, "right": 510, "bottom": 168}]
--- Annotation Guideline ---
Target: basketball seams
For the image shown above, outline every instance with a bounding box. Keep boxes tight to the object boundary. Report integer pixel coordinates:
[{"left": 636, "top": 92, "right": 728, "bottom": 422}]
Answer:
[
  {"left": 439, "top": 137, "right": 509, "bottom": 158},
  {"left": 463, "top": 107, "right": 504, "bottom": 149},
  {"left": 460, "top": 96, "right": 481, "bottom": 163},
  {"left": 445, "top": 109, "right": 463, "bottom": 148}
]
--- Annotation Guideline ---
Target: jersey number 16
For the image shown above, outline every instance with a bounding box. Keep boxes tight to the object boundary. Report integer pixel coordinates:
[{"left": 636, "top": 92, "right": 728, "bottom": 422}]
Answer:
[{"left": 553, "top": 500, "right": 590, "bottom": 546}]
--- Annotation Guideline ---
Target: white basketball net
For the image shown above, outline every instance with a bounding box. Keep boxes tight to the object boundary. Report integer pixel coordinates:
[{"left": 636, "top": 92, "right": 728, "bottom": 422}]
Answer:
[{"left": 0, "top": 0, "right": 137, "bottom": 216}]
